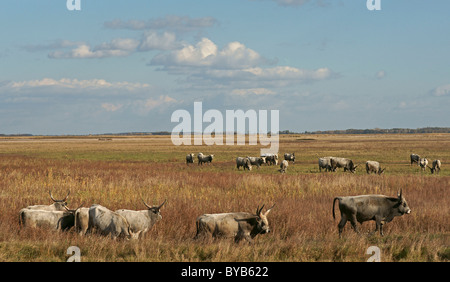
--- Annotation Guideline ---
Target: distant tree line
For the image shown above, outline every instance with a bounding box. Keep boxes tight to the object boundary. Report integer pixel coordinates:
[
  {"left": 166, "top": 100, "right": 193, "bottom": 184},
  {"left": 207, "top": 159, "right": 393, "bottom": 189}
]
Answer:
[{"left": 284, "top": 127, "right": 450, "bottom": 135}]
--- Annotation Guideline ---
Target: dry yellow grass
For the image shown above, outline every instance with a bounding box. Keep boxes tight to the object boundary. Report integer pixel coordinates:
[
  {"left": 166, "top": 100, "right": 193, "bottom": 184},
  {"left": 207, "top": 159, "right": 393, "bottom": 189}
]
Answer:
[{"left": 0, "top": 134, "right": 448, "bottom": 262}]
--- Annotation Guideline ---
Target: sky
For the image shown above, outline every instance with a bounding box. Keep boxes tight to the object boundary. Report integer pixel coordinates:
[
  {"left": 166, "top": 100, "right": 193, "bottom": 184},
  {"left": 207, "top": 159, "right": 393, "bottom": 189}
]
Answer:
[{"left": 0, "top": 0, "right": 449, "bottom": 135}]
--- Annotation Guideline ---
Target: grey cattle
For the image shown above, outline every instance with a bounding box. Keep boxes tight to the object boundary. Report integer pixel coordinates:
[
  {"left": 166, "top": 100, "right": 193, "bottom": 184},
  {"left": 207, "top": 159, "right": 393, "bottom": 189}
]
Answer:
[
  {"left": 365, "top": 161, "right": 385, "bottom": 175},
  {"left": 318, "top": 157, "right": 333, "bottom": 172},
  {"left": 410, "top": 154, "right": 420, "bottom": 165},
  {"left": 332, "top": 190, "right": 411, "bottom": 237},
  {"left": 262, "top": 153, "right": 278, "bottom": 165},
  {"left": 330, "top": 157, "right": 358, "bottom": 173},
  {"left": 428, "top": 159, "right": 441, "bottom": 174},
  {"left": 236, "top": 157, "right": 252, "bottom": 171},
  {"left": 74, "top": 207, "right": 89, "bottom": 235},
  {"left": 186, "top": 153, "right": 195, "bottom": 164},
  {"left": 419, "top": 157, "right": 428, "bottom": 171},
  {"left": 198, "top": 153, "right": 214, "bottom": 165},
  {"left": 247, "top": 156, "right": 266, "bottom": 168},
  {"left": 194, "top": 204, "right": 275, "bottom": 243},
  {"left": 279, "top": 160, "right": 288, "bottom": 173},
  {"left": 25, "top": 190, "right": 70, "bottom": 211},
  {"left": 284, "top": 153, "right": 295, "bottom": 163},
  {"left": 115, "top": 199, "right": 166, "bottom": 239},
  {"left": 19, "top": 209, "right": 74, "bottom": 231},
  {"left": 88, "top": 204, "right": 138, "bottom": 240}
]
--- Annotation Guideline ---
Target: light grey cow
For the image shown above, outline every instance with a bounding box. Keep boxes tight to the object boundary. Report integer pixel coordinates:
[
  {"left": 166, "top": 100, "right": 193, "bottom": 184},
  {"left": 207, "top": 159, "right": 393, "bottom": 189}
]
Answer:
[
  {"left": 236, "top": 157, "right": 252, "bottom": 171},
  {"left": 186, "top": 153, "right": 195, "bottom": 164},
  {"left": 194, "top": 204, "right": 275, "bottom": 243},
  {"left": 74, "top": 207, "right": 90, "bottom": 235},
  {"left": 198, "top": 153, "right": 214, "bottom": 165},
  {"left": 332, "top": 190, "right": 411, "bottom": 237},
  {"left": 115, "top": 199, "right": 167, "bottom": 239},
  {"left": 428, "top": 159, "right": 441, "bottom": 174},
  {"left": 330, "top": 157, "right": 358, "bottom": 173},
  {"left": 284, "top": 153, "right": 295, "bottom": 163},
  {"left": 365, "top": 161, "right": 385, "bottom": 175},
  {"left": 318, "top": 157, "right": 333, "bottom": 172},
  {"left": 247, "top": 156, "right": 266, "bottom": 168},
  {"left": 25, "top": 190, "right": 70, "bottom": 211},
  {"left": 279, "top": 160, "right": 288, "bottom": 173},
  {"left": 19, "top": 209, "right": 75, "bottom": 231},
  {"left": 262, "top": 153, "right": 278, "bottom": 165},
  {"left": 419, "top": 157, "right": 428, "bottom": 171},
  {"left": 88, "top": 204, "right": 138, "bottom": 240}
]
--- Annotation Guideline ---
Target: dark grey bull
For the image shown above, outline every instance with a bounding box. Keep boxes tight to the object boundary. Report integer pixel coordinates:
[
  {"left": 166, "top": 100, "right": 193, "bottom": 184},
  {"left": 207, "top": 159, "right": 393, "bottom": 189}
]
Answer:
[{"left": 332, "top": 190, "right": 411, "bottom": 237}]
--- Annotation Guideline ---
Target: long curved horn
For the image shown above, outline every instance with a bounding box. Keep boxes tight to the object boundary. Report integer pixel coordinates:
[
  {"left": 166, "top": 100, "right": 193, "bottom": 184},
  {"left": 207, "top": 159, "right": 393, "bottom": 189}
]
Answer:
[
  {"left": 49, "top": 190, "right": 56, "bottom": 202},
  {"left": 157, "top": 199, "right": 167, "bottom": 210},
  {"left": 62, "top": 190, "right": 70, "bottom": 201},
  {"left": 265, "top": 204, "right": 276, "bottom": 216},
  {"left": 142, "top": 198, "right": 152, "bottom": 209},
  {"left": 256, "top": 204, "right": 265, "bottom": 216}
]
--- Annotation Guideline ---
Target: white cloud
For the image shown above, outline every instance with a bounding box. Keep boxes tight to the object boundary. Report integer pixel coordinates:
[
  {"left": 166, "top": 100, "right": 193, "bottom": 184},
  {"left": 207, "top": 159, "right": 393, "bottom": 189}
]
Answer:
[
  {"left": 375, "top": 70, "right": 386, "bottom": 79},
  {"left": 431, "top": 84, "right": 450, "bottom": 97},
  {"left": 138, "top": 31, "right": 180, "bottom": 51},
  {"left": 231, "top": 88, "right": 276, "bottom": 96},
  {"left": 101, "top": 103, "right": 123, "bottom": 112}
]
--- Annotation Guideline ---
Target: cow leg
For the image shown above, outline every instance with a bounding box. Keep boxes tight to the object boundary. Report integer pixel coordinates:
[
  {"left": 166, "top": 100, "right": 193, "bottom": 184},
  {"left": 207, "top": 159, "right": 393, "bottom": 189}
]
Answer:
[
  {"left": 349, "top": 214, "right": 359, "bottom": 234},
  {"left": 338, "top": 215, "right": 347, "bottom": 237}
]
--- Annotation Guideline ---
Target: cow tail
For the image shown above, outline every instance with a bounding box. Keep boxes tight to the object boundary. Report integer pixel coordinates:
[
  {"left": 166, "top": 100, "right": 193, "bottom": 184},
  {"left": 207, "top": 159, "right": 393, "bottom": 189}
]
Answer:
[{"left": 332, "top": 197, "right": 340, "bottom": 220}]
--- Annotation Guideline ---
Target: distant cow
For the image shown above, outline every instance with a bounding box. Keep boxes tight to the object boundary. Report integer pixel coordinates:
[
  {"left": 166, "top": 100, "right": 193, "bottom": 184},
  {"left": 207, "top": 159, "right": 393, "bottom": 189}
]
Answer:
[
  {"left": 332, "top": 190, "right": 411, "bottom": 237},
  {"left": 186, "top": 153, "right": 195, "bottom": 164},
  {"left": 115, "top": 199, "right": 166, "bottom": 239},
  {"left": 428, "top": 159, "right": 441, "bottom": 174},
  {"left": 194, "top": 204, "right": 275, "bottom": 243},
  {"left": 25, "top": 190, "right": 70, "bottom": 211},
  {"left": 419, "top": 157, "right": 428, "bottom": 171},
  {"left": 262, "top": 153, "right": 278, "bottom": 165},
  {"left": 247, "top": 156, "right": 266, "bottom": 168},
  {"left": 198, "top": 153, "right": 214, "bottom": 165},
  {"left": 284, "top": 153, "right": 295, "bottom": 163},
  {"left": 365, "top": 161, "right": 385, "bottom": 175},
  {"left": 330, "top": 157, "right": 358, "bottom": 173},
  {"left": 236, "top": 157, "right": 252, "bottom": 171},
  {"left": 410, "top": 154, "right": 420, "bottom": 165},
  {"left": 19, "top": 209, "right": 75, "bottom": 231},
  {"left": 88, "top": 204, "right": 138, "bottom": 240},
  {"left": 318, "top": 157, "right": 333, "bottom": 172},
  {"left": 279, "top": 160, "right": 288, "bottom": 173}
]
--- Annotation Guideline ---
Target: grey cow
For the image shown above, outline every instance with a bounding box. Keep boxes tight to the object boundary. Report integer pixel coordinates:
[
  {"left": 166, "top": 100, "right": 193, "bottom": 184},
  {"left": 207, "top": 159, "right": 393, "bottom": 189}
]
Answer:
[
  {"left": 279, "top": 160, "right": 288, "bottom": 173},
  {"left": 115, "top": 199, "right": 167, "bottom": 239},
  {"left": 428, "top": 159, "right": 441, "bottom": 174},
  {"left": 332, "top": 190, "right": 411, "bottom": 237},
  {"left": 19, "top": 209, "right": 75, "bottom": 231},
  {"left": 365, "top": 161, "right": 385, "bottom": 175},
  {"left": 186, "top": 153, "right": 195, "bottom": 164},
  {"left": 410, "top": 154, "right": 420, "bottom": 165},
  {"left": 419, "top": 157, "right": 428, "bottom": 171},
  {"left": 88, "top": 204, "right": 138, "bottom": 240},
  {"left": 330, "top": 157, "right": 358, "bottom": 173},
  {"left": 247, "top": 156, "right": 266, "bottom": 168},
  {"left": 284, "top": 153, "right": 295, "bottom": 163},
  {"left": 194, "top": 204, "right": 275, "bottom": 243},
  {"left": 318, "top": 157, "right": 333, "bottom": 172},
  {"left": 236, "top": 157, "right": 252, "bottom": 171},
  {"left": 198, "top": 153, "right": 214, "bottom": 165}
]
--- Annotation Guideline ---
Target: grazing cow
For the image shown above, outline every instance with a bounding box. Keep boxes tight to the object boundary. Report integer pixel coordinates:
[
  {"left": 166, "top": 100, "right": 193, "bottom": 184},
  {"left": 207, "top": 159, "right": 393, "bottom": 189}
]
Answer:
[
  {"left": 419, "top": 157, "right": 428, "bottom": 171},
  {"left": 194, "top": 204, "right": 275, "bottom": 243},
  {"left": 236, "top": 157, "right": 252, "bottom": 171},
  {"left": 88, "top": 204, "right": 138, "bottom": 240},
  {"left": 247, "top": 156, "right": 266, "bottom": 168},
  {"left": 410, "top": 154, "right": 420, "bottom": 165},
  {"left": 115, "top": 199, "right": 167, "bottom": 239},
  {"left": 186, "top": 153, "right": 195, "bottom": 164},
  {"left": 262, "top": 153, "right": 278, "bottom": 165},
  {"left": 198, "top": 153, "right": 214, "bottom": 165},
  {"left": 428, "top": 159, "right": 441, "bottom": 174},
  {"left": 332, "top": 190, "right": 411, "bottom": 237},
  {"left": 365, "top": 161, "right": 385, "bottom": 175},
  {"left": 318, "top": 157, "right": 333, "bottom": 172},
  {"left": 284, "top": 153, "right": 295, "bottom": 163},
  {"left": 19, "top": 209, "right": 75, "bottom": 231},
  {"left": 279, "top": 160, "right": 288, "bottom": 173},
  {"left": 74, "top": 207, "right": 90, "bottom": 235},
  {"left": 25, "top": 190, "right": 70, "bottom": 211},
  {"left": 330, "top": 157, "right": 358, "bottom": 173}
]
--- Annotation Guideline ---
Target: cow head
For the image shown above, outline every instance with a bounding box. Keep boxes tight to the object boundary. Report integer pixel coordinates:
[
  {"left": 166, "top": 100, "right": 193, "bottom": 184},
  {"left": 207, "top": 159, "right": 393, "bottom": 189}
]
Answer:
[
  {"left": 395, "top": 189, "right": 411, "bottom": 215},
  {"left": 142, "top": 198, "right": 167, "bottom": 222},
  {"left": 378, "top": 168, "right": 386, "bottom": 175},
  {"left": 350, "top": 165, "right": 358, "bottom": 173},
  {"left": 49, "top": 190, "right": 70, "bottom": 210},
  {"left": 255, "top": 204, "right": 274, "bottom": 234}
]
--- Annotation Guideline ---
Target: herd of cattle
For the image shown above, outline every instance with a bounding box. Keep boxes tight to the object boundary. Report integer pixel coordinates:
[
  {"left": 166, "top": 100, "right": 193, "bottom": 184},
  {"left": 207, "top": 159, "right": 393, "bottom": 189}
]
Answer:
[
  {"left": 187, "top": 152, "right": 442, "bottom": 175},
  {"left": 17, "top": 152, "right": 437, "bottom": 242}
]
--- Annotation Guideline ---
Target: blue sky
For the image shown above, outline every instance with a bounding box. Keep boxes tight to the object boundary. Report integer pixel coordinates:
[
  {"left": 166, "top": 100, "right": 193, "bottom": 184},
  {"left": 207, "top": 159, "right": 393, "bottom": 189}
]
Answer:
[{"left": 1, "top": 0, "right": 449, "bottom": 135}]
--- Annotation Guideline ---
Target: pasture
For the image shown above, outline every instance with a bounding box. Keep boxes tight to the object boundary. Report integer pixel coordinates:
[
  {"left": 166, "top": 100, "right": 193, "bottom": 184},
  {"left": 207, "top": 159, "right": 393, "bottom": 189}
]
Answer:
[{"left": 0, "top": 134, "right": 448, "bottom": 262}]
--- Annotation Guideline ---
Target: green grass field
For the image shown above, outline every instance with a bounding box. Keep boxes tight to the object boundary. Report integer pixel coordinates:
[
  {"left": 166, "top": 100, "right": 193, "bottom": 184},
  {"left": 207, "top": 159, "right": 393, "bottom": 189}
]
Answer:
[{"left": 0, "top": 134, "right": 448, "bottom": 262}]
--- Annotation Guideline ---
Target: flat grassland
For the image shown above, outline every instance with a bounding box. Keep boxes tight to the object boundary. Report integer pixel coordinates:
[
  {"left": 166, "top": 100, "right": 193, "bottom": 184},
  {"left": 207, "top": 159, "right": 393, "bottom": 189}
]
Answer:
[{"left": 0, "top": 134, "right": 448, "bottom": 262}]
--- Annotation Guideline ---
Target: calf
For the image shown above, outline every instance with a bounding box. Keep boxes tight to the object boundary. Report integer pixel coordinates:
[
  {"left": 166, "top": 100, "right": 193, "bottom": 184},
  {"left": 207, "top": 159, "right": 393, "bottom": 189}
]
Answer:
[{"left": 332, "top": 190, "right": 411, "bottom": 237}]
